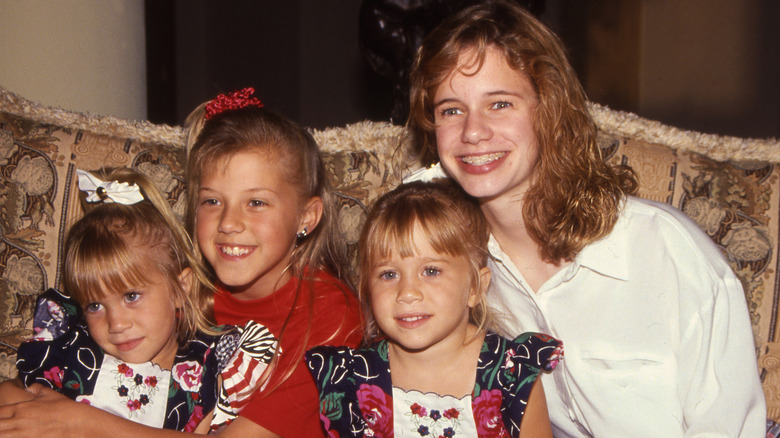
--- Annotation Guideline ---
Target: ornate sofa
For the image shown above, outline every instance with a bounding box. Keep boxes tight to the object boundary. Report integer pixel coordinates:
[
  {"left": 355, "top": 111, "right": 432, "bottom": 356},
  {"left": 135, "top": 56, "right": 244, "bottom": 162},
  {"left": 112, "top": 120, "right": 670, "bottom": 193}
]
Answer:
[{"left": 2, "top": 85, "right": 780, "bottom": 421}]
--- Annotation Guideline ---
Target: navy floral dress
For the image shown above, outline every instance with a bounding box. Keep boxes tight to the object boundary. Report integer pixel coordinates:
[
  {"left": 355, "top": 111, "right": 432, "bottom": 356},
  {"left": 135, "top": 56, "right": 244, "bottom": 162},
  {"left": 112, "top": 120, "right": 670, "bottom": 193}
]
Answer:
[
  {"left": 306, "top": 331, "right": 563, "bottom": 438},
  {"left": 16, "top": 288, "right": 277, "bottom": 432}
]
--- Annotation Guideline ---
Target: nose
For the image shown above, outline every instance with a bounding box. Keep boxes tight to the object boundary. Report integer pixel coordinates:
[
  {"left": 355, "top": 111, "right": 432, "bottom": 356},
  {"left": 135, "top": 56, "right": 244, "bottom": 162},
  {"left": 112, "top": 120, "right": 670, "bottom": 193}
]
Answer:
[
  {"left": 396, "top": 276, "right": 424, "bottom": 304},
  {"left": 107, "top": 308, "right": 132, "bottom": 333},
  {"left": 218, "top": 204, "right": 245, "bottom": 234},
  {"left": 461, "top": 111, "right": 493, "bottom": 144}
]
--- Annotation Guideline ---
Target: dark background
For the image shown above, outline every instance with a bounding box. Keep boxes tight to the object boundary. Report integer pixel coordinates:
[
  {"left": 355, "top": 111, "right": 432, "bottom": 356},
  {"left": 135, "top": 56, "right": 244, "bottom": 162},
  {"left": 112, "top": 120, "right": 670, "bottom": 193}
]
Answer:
[{"left": 145, "top": 0, "right": 780, "bottom": 138}]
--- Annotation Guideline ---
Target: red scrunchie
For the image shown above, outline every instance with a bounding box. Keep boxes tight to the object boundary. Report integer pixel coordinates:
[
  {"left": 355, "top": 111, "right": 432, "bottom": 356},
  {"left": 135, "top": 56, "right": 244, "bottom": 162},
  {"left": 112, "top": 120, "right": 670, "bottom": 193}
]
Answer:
[{"left": 204, "top": 87, "right": 264, "bottom": 120}]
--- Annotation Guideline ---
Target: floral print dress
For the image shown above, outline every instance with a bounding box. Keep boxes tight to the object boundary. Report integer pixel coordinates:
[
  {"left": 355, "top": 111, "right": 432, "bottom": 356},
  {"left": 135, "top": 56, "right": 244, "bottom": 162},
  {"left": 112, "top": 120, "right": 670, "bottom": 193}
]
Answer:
[
  {"left": 16, "top": 288, "right": 278, "bottom": 432},
  {"left": 306, "top": 331, "right": 563, "bottom": 438}
]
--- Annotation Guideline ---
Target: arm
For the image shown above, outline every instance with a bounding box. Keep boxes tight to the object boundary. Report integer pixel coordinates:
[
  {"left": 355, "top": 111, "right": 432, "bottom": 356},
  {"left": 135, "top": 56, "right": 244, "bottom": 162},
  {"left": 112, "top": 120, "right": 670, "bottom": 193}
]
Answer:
[
  {"left": 0, "top": 384, "right": 279, "bottom": 437},
  {"left": 678, "top": 270, "right": 765, "bottom": 437},
  {"left": 0, "top": 380, "right": 34, "bottom": 406},
  {"left": 207, "top": 416, "right": 281, "bottom": 438},
  {"left": 0, "top": 385, "right": 183, "bottom": 437},
  {"left": 518, "top": 379, "right": 552, "bottom": 438}
]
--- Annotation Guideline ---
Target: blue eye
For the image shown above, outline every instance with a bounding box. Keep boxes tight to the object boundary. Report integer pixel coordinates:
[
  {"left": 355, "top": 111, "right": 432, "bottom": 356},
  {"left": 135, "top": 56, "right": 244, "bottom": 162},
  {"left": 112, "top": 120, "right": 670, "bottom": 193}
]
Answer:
[
  {"left": 124, "top": 292, "right": 141, "bottom": 303},
  {"left": 423, "top": 267, "right": 441, "bottom": 277},
  {"left": 379, "top": 270, "right": 398, "bottom": 281},
  {"left": 85, "top": 303, "right": 103, "bottom": 313},
  {"left": 492, "top": 101, "right": 512, "bottom": 109},
  {"left": 439, "top": 107, "right": 462, "bottom": 117}
]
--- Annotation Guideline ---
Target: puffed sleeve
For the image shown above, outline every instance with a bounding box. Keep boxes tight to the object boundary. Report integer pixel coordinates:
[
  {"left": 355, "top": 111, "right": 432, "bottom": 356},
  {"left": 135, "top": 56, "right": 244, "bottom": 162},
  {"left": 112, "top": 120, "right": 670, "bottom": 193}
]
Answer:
[
  {"left": 499, "top": 332, "right": 563, "bottom": 438},
  {"left": 306, "top": 345, "right": 366, "bottom": 438},
  {"left": 16, "top": 288, "right": 101, "bottom": 397},
  {"left": 210, "top": 320, "right": 278, "bottom": 431}
]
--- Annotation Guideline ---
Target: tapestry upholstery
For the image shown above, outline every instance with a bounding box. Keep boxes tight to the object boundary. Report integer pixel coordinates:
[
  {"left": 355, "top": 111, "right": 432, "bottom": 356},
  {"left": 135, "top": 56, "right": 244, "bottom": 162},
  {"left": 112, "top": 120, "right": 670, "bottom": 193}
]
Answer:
[{"left": 2, "top": 86, "right": 780, "bottom": 420}]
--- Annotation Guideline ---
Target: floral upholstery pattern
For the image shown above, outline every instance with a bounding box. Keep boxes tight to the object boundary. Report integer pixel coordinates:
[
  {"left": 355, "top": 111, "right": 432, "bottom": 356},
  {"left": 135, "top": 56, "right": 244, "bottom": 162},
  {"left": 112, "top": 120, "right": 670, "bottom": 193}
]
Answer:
[{"left": 2, "top": 86, "right": 780, "bottom": 420}]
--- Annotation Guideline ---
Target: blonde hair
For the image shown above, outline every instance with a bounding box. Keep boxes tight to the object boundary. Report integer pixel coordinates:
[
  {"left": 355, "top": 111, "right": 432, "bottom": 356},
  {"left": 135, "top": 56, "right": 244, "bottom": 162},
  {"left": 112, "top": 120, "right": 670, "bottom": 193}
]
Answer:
[
  {"left": 408, "top": 0, "right": 637, "bottom": 262},
  {"left": 63, "top": 168, "right": 215, "bottom": 344},
  {"left": 183, "top": 101, "right": 207, "bottom": 157},
  {"left": 186, "top": 106, "right": 354, "bottom": 391},
  {"left": 358, "top": 180, "right": 491, "bottom": 341}
]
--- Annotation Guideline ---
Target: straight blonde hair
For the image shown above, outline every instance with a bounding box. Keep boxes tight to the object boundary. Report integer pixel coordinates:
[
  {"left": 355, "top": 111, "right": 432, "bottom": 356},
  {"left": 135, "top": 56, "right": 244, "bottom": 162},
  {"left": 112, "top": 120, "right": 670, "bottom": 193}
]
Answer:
[
  {"left": 64, "top": 168, "right": 215, "bottom": 344},
  {"left": 358, "top": 180, "right": 492, "bottom": 341}
]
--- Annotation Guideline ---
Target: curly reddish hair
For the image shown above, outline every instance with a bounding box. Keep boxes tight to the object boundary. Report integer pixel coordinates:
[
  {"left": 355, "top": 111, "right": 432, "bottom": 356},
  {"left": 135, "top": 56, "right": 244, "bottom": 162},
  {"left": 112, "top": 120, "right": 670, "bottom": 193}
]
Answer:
[{"left": 407, "top": 0, "right": 637, "bottom": 262}]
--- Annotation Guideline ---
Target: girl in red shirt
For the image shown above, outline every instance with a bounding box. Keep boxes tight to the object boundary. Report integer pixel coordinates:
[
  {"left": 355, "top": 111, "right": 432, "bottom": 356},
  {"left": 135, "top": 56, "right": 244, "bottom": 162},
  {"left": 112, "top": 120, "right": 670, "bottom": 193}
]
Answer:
[{"left": 187, "top": 89, "right": 362, "bottom": 437}]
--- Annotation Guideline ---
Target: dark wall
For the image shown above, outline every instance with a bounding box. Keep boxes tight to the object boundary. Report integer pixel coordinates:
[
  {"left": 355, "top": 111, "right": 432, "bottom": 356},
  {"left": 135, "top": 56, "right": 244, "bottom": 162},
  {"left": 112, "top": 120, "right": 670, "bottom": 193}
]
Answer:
[
  {"left": 147, "top": 0, "right": 391, "bottom": 129},
  {"left": 146, "top": 1, "right": 779, "bottom": 138}
]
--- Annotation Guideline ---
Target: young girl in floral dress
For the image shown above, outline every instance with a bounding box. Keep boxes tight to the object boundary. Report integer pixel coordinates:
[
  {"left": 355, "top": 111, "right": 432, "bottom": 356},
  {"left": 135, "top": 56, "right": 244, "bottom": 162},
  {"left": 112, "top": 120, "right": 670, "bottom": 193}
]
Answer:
[
  {"left": 0, "top": 168, "right": 277, "bottom": 433},
  {"left": 306, "top": 180, "right": 562, "bottom": 438}
]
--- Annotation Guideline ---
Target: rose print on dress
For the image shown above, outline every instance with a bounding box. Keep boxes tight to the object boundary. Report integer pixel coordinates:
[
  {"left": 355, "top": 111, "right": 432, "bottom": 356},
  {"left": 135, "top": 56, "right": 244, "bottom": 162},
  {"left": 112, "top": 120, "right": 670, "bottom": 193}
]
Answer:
[
  {"left": 172, "top": 360, "right": 203, "bottom": 392},
  {"left": 471, "top": 389, "right": 508, "bottom": 438},
  {"left": 356, "top": 384, "right": 394, "bottom": 437},
  {"left": 43, "top": 366, "right": 64, "bottom": 389}
]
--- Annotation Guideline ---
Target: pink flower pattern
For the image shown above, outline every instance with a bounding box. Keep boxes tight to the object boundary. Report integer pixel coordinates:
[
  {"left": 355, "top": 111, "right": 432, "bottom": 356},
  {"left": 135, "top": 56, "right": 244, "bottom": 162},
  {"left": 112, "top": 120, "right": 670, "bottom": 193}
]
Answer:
[
  {"left": 307, "top": 332, "right": 562, "bottom": 438},
  {"left": 184, "top": 405, "right": 205, "bottom": 432},
  {"left": 472, "top": 390, "right": 508, "bottom": 438},
  {"left": 19, "top": 289, "right": 244, "bottom": 431},
  {"left": 43, "top": 366, "right": 64, "bottom": 388},
  {"left": 356, "top": 384, "right": 394, "bottom": 437},
  {"left": 172, "top": 361, "right": 204, "bottom": 392}
]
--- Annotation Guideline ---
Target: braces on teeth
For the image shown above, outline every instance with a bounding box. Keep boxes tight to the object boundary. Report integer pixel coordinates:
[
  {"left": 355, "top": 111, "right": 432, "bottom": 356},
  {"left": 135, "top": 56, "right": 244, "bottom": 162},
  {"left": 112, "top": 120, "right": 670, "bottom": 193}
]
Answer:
[{"left": 461, "top": 152, "right": 505, "bottom": 165}]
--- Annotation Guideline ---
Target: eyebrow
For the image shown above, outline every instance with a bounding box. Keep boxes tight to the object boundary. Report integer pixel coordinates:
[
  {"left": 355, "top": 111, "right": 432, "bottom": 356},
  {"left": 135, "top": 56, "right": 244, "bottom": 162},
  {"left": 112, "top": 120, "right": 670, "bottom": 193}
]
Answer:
[
  {"left": 199, "top": 186, "right": 277, "bottom": 196},
  {"left": 433, "top": 97, "right": 459, "bottom": 107},
  {"left": 433, "top": 90, "right": 521, "bottom": 107}
]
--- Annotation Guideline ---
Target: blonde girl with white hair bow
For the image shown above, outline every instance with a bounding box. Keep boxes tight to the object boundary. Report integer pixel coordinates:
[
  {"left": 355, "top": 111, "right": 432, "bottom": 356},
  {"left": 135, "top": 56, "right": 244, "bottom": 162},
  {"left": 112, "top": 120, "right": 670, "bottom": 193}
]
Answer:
[{"left": 0, "top": 168, "right": 278, "bottom": 433}]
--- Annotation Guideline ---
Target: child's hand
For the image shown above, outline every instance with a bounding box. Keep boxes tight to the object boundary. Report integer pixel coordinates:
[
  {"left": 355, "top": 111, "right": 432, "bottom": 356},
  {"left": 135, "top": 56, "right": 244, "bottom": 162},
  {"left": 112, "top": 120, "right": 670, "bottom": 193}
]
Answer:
[
  {"left": 0, "top": 385, "right": 87, "bottom": 438},
  {"left": 0, "top": 380, "right": 34, "bottom": 406}
]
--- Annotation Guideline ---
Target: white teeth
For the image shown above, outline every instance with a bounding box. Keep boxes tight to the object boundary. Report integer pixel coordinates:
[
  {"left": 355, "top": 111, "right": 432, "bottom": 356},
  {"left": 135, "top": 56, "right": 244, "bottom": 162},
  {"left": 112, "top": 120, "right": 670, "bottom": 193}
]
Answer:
[
  {"left": 221, "top": 246, "right": 249, "bottom": 256},
  {"left": 401, "top": 316, "right": 426, "bottom": 322},
  {"left": 461, "top": 152, "right": 505, "bottom": 165}
]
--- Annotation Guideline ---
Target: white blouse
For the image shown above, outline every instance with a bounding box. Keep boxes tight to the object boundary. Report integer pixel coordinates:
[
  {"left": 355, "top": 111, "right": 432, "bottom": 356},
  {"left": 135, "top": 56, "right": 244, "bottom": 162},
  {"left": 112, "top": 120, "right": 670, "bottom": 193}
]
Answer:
[{"left": 486, "top": 196, "right": 765, "bottom": 437}]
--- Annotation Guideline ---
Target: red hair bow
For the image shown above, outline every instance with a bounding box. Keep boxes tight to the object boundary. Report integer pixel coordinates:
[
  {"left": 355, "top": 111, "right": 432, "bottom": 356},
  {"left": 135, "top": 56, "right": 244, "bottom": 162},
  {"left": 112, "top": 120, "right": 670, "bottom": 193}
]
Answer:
[{"left": 204, "top": 87, "right": 264, "bottom": 120}]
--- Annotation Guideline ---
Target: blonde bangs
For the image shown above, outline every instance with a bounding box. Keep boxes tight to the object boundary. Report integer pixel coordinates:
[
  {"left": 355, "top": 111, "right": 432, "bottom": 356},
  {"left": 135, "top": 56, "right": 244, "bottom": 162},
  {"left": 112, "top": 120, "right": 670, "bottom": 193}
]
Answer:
[
  {"left": 65, "top": 229, "right": 151, "bottom": 305},
  {"left": 365, "top": 202, "right": 471, "bottom": 270}
]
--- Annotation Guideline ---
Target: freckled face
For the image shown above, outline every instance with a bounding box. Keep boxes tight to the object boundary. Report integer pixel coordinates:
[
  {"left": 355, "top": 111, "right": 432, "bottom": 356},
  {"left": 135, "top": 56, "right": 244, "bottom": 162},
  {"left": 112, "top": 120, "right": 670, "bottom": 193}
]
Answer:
[
  {"left": 433, "top": 46, "right": 540, "bottom": 203},
  {"left": 196, "top": 150, "right": 311, "bottom": 300}
]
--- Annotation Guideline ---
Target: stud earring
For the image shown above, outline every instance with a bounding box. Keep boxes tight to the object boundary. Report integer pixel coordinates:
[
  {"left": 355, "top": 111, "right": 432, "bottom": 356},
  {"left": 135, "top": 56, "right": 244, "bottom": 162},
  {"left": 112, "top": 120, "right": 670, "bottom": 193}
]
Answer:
[{"left": 296, "top": 226, "right": 309, "bottom": 239}]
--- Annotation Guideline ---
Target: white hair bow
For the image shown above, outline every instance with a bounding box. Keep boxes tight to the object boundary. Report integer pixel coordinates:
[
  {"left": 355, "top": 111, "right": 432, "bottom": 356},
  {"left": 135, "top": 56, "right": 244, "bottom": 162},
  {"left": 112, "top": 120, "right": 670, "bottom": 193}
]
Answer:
[
  {"left": 402, "top": 162, "right": 449, "bottom": 184},
  {"left": 76, "top": 169, "right": 144, "bottom": 205}
]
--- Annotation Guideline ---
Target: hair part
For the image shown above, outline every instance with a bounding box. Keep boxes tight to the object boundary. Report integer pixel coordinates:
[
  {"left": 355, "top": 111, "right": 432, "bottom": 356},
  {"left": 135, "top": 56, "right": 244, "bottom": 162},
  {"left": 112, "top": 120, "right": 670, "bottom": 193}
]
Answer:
[
  {"left": 358, "top": 180, "right": 492, "bottom": 341},
  {"left": 407, "top": 0, "right": 637, "bottom": 262},
  {"left": 63, "top": 168, "right": 215, "bottom": 344}
]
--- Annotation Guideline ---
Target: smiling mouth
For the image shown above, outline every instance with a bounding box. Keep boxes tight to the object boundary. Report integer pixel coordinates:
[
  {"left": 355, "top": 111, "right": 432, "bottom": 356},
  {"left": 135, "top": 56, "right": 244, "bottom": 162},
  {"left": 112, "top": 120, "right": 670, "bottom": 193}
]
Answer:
[
  {"left": 220, "top": 245, "right": 251, "bottom": 256},
  {"left": 461, "top": 152, "right": 506, "bottom": 166},
  {"left": 116, "top": 338, "right": 142, "bottom": 352},
  {"left": 397, "top": 315, "right": 430, "bottom": 322}
]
